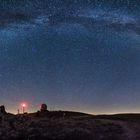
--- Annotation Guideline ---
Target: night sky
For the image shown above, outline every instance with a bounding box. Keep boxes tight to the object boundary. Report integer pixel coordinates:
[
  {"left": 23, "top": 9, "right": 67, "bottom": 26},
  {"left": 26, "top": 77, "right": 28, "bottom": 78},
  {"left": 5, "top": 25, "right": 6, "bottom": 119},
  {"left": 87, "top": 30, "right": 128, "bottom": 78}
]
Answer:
[{"left": 0, "top": 0, "right": 140, "bottom": 114}]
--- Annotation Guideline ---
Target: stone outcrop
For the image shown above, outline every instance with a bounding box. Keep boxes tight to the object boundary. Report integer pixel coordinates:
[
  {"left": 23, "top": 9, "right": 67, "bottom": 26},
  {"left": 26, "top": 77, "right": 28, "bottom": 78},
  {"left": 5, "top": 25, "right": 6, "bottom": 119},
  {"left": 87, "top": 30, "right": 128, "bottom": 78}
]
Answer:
[{"left": 0, "top": 105, "right": 6, "bottom": 114}]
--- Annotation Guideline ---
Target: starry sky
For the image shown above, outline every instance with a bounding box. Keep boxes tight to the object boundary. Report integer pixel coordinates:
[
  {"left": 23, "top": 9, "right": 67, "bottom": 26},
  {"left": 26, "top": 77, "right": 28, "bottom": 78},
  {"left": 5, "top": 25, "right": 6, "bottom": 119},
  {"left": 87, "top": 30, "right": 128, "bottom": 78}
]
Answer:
[{"left": 0, "top": 0, "right": 140, "bottom": 114}]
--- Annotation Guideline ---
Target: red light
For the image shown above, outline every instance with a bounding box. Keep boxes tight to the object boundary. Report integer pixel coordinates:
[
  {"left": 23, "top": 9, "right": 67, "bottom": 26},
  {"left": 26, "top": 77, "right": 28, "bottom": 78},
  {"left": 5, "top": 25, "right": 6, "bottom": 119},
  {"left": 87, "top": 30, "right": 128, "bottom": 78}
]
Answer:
[
  {"left": 21, "top": 103, "right": 27, "bottom": 108},
  {"left": 21, "top": 102, "right": 27, "bottom": 113}
]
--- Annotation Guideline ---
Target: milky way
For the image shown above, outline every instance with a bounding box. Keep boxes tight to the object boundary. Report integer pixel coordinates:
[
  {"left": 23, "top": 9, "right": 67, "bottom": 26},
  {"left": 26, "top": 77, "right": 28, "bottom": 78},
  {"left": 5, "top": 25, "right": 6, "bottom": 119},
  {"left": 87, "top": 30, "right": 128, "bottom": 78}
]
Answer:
[{"left": 0, "top": 0, "right": 140, "bottom": 114}]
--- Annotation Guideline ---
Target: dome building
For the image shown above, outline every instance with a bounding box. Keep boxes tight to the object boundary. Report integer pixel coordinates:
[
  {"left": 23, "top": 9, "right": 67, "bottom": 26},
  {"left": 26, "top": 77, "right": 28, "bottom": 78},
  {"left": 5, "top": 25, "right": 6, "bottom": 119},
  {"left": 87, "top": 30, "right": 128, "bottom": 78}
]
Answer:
[{"left": 40, "top": 104, "right": 47, "bottom": 112}]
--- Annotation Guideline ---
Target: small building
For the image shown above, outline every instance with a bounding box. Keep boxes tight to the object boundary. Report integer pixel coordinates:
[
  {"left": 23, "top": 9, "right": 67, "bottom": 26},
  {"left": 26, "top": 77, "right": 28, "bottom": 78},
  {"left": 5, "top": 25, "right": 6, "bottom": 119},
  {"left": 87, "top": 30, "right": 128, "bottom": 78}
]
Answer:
[{"left": 40, "top": 104, "right": 47, "bottom": 112}]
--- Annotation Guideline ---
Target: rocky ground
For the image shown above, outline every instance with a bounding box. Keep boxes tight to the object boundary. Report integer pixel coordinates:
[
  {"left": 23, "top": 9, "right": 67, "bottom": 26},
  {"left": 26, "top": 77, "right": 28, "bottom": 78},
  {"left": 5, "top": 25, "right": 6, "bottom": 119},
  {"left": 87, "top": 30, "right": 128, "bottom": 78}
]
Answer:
[{"left": 0, "top": 110, "right": 140, "bottom": 140}]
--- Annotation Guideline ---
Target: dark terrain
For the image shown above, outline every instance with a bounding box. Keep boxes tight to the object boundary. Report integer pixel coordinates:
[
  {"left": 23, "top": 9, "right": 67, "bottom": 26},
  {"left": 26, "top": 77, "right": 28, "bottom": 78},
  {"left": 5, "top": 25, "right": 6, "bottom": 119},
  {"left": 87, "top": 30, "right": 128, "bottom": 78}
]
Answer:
[{"left": 1, "top": 110, "right": 140, "bottom": 140}]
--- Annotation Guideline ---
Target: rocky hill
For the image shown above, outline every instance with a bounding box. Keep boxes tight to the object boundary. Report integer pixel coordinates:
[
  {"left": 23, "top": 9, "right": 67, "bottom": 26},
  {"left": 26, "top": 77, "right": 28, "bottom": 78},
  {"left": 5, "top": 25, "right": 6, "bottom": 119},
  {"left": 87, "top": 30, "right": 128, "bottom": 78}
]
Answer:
[{"left": 0, "top": 109, "right": 140, "bottom": 140}]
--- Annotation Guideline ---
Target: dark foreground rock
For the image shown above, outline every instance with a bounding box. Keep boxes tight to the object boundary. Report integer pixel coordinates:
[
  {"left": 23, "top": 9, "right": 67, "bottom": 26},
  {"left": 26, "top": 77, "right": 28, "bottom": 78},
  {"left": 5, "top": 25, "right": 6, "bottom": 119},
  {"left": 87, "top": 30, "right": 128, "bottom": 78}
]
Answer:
[{"left": 0, "top": 111, "right": 140, "bottom": 140}]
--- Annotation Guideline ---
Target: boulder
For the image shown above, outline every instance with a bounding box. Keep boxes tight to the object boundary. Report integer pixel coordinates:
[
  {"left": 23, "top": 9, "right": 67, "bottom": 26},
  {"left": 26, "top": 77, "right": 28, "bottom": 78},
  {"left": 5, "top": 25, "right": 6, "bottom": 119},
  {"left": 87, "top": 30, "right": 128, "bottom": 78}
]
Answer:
[{"left": 0, "top": 105, "right": 6, "bottom": 114}]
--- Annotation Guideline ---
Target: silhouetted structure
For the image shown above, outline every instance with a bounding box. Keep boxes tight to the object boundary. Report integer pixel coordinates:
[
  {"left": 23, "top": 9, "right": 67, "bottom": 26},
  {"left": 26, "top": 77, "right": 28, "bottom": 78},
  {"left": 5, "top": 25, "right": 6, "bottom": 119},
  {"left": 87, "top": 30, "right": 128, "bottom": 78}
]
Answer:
[
  {"left": 40, "top": 104, "right": 47, "bottom": 112},
  {"left": 17, "top": 109, "right": 20, "bottom": 115},
  {"left": 0, "top": 105, "right": 6, "bottom": 114}
]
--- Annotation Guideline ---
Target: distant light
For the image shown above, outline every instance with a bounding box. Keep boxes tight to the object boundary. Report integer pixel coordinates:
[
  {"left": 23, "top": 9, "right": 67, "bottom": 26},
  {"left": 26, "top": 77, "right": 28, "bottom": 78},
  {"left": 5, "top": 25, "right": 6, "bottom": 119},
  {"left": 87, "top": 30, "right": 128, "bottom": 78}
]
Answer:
[
  {"left": 21, "top": 103, "right": 27, "bottom": 108},
  {"left": 21, "top": 102, "right": 27, "bottom": 114}
]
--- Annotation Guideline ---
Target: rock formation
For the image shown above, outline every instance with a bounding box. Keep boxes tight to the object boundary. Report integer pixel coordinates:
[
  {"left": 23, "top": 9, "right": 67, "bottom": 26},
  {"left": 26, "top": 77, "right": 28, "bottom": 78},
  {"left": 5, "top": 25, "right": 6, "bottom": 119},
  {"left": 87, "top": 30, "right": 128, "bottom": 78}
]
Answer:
[{"left": 0, "top": 105, "right": 6, "bottom": 114}]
